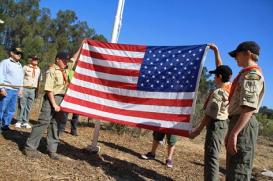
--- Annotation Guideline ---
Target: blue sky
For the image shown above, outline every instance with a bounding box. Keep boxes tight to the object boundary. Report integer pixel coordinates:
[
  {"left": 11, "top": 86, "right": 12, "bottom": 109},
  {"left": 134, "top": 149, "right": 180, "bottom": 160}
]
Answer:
[{"left": 41, "top": 0, "right": 273, "bottom": 108}]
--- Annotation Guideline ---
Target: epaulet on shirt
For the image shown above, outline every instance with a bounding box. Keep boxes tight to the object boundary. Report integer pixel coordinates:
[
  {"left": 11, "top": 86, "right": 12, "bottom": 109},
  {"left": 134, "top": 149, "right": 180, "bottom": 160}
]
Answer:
[
  {"left": 46, "top": 64, "right": 55, "bottom": 74},
  {"left": 244, "top": 70, "right": 261, "bottom": 80}
]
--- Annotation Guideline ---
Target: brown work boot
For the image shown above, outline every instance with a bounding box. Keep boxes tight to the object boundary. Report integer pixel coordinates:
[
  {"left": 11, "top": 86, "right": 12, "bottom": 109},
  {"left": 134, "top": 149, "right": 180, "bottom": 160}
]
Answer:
[{"left": 23, "top": 149, "right": 42, "bottom": 159}]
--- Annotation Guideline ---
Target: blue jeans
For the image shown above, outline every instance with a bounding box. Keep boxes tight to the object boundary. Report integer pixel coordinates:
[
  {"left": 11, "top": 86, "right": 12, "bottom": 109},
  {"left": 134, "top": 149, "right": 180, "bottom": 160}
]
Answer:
[
  {"left": 0, "top": 89, "right": 18, "bottom": 129},
  {"left": 17, "top": 88, "right": 35, "bottom": 123}
]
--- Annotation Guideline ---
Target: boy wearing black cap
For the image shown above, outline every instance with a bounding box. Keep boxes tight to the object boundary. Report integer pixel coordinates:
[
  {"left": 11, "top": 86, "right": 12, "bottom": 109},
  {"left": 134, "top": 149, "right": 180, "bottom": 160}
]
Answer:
[
  {"left": 24, "top": 52, "right": 75, "bottom": 160},
  {"left": 226, "top": 41, "right": 265, "bottom": 181},
  {"left": 190, "top": 44, "right": 232, "bottom": 181}
]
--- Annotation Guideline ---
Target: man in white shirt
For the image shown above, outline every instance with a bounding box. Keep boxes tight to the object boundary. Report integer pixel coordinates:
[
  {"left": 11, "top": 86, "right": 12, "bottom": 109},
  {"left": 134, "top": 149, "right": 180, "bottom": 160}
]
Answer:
[{"left": 16, "top": 55, "right": 41, "bottom": 128}]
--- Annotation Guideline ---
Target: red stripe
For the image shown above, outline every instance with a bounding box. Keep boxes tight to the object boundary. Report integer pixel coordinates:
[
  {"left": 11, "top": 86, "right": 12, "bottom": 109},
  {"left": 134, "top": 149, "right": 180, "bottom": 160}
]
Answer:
[
  {"left": 69, "top": 84, "right": 193, "bottom": 107},
  {"left": 85, "top": 39, "right": 147, "bottom": 52},
  {"left": 81, "top": 49, "right": 143, "bottom": 64},
  {"left": 61, "top": 106, "right": 190, "bottom": 137},
  {"left": 77, "top": 61, "right": 140, "bottom": 77},
  {"left": 74, "top": 72, "right": 137, "bottom": 90},
  {"left": 63, "top": 95, "right": 190, "bottom": 122}
]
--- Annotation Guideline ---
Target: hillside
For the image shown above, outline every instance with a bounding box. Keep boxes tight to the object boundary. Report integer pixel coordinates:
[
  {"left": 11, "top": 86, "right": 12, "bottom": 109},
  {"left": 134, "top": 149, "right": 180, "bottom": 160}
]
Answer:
[{"left": 0, "top": 118, "right": 272, "bottom": 181}]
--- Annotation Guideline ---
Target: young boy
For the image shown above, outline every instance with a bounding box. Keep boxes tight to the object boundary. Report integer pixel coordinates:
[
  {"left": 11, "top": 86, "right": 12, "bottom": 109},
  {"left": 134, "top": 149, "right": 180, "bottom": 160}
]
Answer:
[
  {"left": 16, "top": 55, "right": 41, "bottom": 129},
  {"left": 141, "top": 131, "right": 177, "bottom": 168},
  {"left": 226, "top": 41, "right": 265, "bottom": 181},
  {"left": 190, "top": 44, "right": 232, "bottom": 181}
]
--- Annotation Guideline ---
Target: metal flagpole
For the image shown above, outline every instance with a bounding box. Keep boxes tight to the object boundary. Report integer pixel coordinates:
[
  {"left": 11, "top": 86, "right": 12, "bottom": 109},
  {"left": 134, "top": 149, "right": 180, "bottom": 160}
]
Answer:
[{"left": 87, "top": 0, "right": 125, "bottom": 153}]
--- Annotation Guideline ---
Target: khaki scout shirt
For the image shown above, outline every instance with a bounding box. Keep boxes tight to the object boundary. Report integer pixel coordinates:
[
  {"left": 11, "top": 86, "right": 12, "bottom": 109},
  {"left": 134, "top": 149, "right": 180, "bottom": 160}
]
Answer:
[
  {"left": 205, "top": 87, "right": 229, "bottom": 120},
  {"left": 44, "top": 64, "right": 70, "bottom": 95},
  {"left": 228, "top": 69, "right": 265, "bottom": 115},
  {"left": 22, "top": 64, "right": 41, "bottom": 88}
]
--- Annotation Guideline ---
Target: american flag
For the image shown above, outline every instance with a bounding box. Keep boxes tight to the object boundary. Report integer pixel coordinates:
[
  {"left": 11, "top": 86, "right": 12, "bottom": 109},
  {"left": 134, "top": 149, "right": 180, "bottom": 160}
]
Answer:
[{"left": 60, "top": 39, "right": 207, "bottom": 137}]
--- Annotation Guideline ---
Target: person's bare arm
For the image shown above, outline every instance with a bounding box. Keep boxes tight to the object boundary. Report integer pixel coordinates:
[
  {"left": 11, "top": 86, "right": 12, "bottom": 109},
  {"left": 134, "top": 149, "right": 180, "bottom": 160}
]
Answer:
[
  {"left": 209, "top": 43, "right": 223, "bottom": 67},
  {"left": 227, "top": 106, "right": 255, "bottom": 155},
  {"left": 189, "top": 115, "right": 211, "bottom": 139},
  {"left": 47, "top": 91, "right": 60, "bottom": 112}
]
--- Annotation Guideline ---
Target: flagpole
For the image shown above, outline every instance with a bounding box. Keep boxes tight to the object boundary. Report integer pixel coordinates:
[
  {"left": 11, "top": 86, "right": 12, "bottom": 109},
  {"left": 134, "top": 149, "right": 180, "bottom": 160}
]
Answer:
[{"left": 87, "top": 0, "right": 125, "bottom": 153}]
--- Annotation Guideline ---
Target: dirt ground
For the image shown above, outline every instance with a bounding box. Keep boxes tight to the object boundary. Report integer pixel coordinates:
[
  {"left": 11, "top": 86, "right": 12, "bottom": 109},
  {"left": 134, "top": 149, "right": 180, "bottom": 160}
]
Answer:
[
  {"left": 0, "top": 99, "right": 273, "bottom": 181},
  {"left": 0, "top": 116, "right": 273, "bottom": 181}
]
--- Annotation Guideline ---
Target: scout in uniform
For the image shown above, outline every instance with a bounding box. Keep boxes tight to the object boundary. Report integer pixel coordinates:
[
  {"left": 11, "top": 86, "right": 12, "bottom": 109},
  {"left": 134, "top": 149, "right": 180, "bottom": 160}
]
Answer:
[
  {"left": 58, "top": 56, "right": 80, "bottom": 136},
  {"left": 24, "top": 52, "right": 74, "bottom": 160},
  {"left": 190, "top": 44, "right": 232, "bottom": 181},
  {"left": 16, "top": 55, "right": 41, "bottom": 129},
  {"left": 226, "top": 41, "right": 265, "bottom": 181}
]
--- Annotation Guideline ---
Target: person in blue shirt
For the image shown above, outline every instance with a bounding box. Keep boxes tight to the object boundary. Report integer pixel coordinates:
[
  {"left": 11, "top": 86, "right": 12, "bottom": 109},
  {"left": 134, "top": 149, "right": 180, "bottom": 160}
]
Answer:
[{"left": 0, "top": 47, "right": 24, "bottom": 132}]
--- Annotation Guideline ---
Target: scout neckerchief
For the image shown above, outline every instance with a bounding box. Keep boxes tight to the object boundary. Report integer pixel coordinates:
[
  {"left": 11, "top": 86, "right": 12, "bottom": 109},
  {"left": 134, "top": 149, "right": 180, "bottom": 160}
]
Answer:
[
  {"left": 29, "top": 64, "right": 37, "bottom": 78},
  {"left": 228, "top": 65, "right": 262, "bottom": 102},
  {"left": 203, "top": 83, "right": 231, "bottom": 110}
]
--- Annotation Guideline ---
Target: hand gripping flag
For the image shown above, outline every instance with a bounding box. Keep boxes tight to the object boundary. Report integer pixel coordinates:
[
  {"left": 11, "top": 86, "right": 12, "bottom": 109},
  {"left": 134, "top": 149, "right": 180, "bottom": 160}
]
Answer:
[{"left": 61, "top": 39, "right": 208, "bottom": 137}]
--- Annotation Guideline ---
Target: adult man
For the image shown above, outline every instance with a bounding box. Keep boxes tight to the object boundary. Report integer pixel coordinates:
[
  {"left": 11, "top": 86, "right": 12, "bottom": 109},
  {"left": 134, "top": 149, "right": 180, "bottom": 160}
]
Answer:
[
  {"left": 24, "top": 52, "right": 74, "bottom": 160},
  {"left": 16, "top": 55, "right": 41, "bottom": 129},
  {"left": 226, "top": 41, "right": 265, "bottom": 180},
  {"left": 0, "top": 47, "right": 24, "bottom": 132}
]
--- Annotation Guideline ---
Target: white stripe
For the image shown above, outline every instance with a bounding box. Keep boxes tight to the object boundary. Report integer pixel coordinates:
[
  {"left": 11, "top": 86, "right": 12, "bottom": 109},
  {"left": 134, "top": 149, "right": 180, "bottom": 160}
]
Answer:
[
  {"left": 76, "top": 66, "right": 138, "bottom": 84},
  {"left": 71, "top": 78, "right": 195, "bottom": 100},
  {"left": 66, "top": 89, "right": 192, "bottom": 115},
  {"left": 61, "top": 100, "right": 192, "bottom": 130},
  {"left": 83, "top": 43, "right": 145, "bottom": 58},
  {"left": 79, "top": 55, "right": 141, "bottom": 70}
]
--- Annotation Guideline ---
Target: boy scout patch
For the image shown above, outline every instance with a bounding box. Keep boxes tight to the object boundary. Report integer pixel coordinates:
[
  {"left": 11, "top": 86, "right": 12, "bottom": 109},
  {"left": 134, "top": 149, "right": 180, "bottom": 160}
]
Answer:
[{"left": 244, "top": 73, "right": 261, "bottom": 80}]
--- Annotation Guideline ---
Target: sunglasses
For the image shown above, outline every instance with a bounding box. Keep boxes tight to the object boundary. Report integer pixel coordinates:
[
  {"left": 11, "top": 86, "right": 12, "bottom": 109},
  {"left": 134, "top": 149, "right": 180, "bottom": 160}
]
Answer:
[{"left": 14, "top": 51, "right": 23, "bottom": 56}]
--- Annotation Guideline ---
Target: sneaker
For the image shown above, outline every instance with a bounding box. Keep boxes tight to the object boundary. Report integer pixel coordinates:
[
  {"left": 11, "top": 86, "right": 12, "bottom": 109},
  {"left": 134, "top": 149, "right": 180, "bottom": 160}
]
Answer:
[
  {"left": 22, "top": 122, "right": 32, "bottom": 129},
  {"left": 23, "top": 149, "right": 42, "bottom": 159},
  {"left": 71, "top": 131, "right": 78, "bottom": 136},
  {"left": 48, "top": 152, "right": 62, "bottom": 160},
  {"left": 15, "top": 122, "right": 22, "bottom": 128},
  {"left": 1, "top": 126, "right": 11, "bottom": 131},
  {"left": 166, "top": 159, "right": 173, "bottom": 168},
  {"left": 141, "top": 152, "right": 155, "bottom": 160}
]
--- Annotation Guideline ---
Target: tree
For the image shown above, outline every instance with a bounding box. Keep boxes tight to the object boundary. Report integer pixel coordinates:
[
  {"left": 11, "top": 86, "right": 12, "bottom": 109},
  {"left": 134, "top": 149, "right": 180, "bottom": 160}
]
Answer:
[{"left": 0, "top": 0, "right": 107, "bottom": 70}]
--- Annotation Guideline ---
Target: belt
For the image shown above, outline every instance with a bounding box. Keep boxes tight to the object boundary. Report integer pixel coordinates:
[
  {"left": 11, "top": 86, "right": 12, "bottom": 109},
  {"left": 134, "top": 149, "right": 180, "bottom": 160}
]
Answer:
[
  {"left": 54, "top": 94, "right": 65, "bottom": 97},
  {"left": 229, "top": 113, "right": 257, "bottom": 120}
]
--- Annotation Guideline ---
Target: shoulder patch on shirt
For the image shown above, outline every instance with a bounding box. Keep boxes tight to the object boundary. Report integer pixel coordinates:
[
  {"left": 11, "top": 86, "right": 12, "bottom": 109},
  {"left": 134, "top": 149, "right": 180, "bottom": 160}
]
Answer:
[{"left": 244, "top": 73, "right": 261, "bottom": 80}]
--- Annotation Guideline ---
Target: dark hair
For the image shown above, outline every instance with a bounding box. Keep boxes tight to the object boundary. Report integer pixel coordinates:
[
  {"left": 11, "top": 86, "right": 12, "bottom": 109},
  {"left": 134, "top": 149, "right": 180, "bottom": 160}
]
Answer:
[{"left": 216, "top": 73, "right": 230, "bottom": 83}]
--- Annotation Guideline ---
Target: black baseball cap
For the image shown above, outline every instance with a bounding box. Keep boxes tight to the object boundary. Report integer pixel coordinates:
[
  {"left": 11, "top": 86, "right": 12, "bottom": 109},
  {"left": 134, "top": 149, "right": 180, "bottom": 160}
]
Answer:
[
  {"left": 209, "top": 65, "right": 232, "bottom": 82},
  {"left": 229, "top": 41, "right": 260, "bottom": 58},
  {"left": 56, "top": 52, "right": 70, "bottom": 61}
]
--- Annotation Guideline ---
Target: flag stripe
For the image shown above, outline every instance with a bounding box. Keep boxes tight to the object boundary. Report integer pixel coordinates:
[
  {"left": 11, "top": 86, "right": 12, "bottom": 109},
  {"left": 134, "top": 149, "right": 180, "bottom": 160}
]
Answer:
[
  {"left": 62, "top": 107, "right": 190, "bottom": 137},
  {"left": 66, "top": 89, "right": 193, "bottom": 115},
  {"left": 69, "top": 84, "right": 193, "bottom": 107},
  {"left": 76, "top": 66, "right": 139, "bottom": 84},
  {"left": 85, "top": 40, "right": 147, "bottom": 52},
  {"left": 79, "top": 55, "right": 141, "bottom": 70},
  {"left": 61, "top": 100, "right": 192, "bottom": 129},
  {"left": 70, "top": 78, "right": 195, "bottom": 100},
  {"left": 64, "top": 95, "right": 190, "bottom": 122},
  {"left": 77, "top": 61, "right": 140, "bottom": 77},
  {"left": 81, "top": 49, "right": 143, "bottom": 64},
  {"left": 83, "top": 43, "right": 146, "bottom": 58},
  {"left": 74, "top": 72, "right": 137, "bottom": 90}
]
